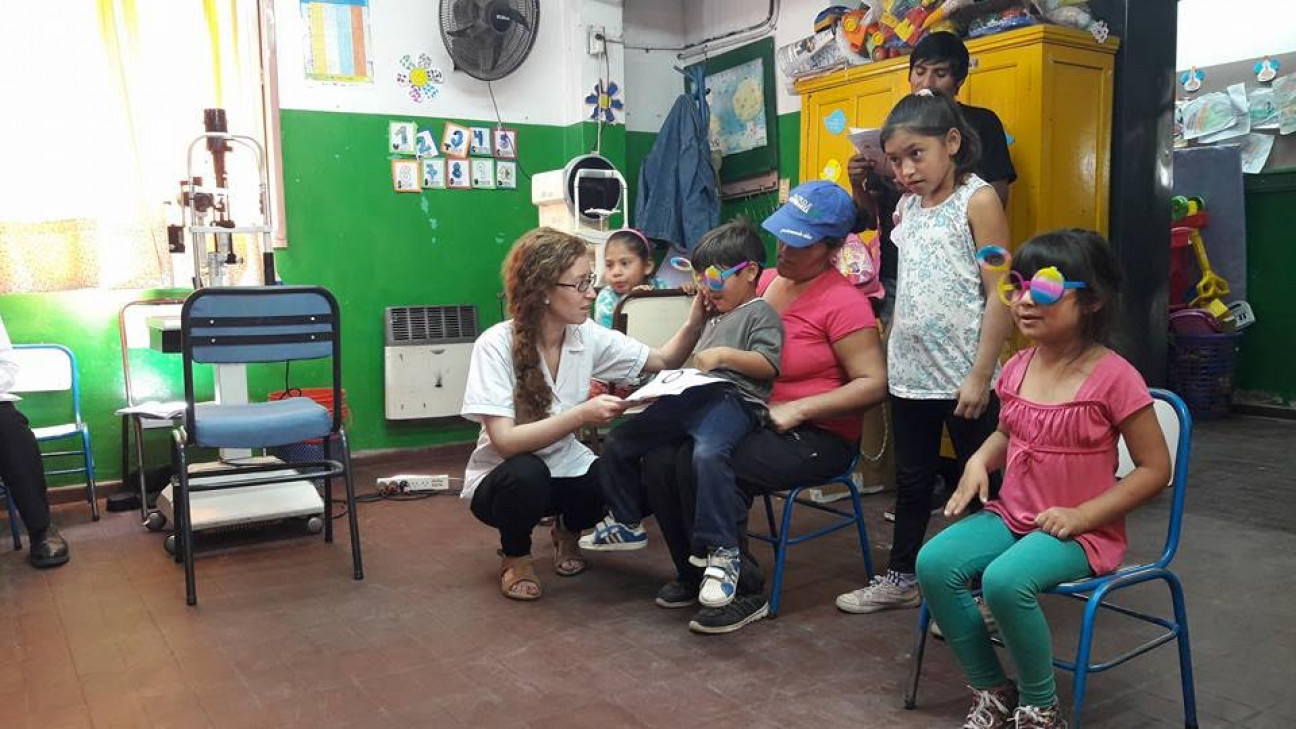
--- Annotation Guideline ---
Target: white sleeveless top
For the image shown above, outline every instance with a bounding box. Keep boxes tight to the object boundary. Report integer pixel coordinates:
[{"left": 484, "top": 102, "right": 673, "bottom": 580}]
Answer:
[{"left": 887, "top": 174, "right": 997, "bottom": 399}]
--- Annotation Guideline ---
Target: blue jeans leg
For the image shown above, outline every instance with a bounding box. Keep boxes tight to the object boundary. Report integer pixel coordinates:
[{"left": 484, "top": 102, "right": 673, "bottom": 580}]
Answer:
[{"left": 688, "top": 392, "right": 757, "bottom": 554}]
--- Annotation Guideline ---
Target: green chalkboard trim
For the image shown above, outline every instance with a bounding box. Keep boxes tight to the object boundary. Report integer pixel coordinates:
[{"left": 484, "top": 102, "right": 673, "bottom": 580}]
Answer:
[{"left": 1244, "top": 170, "right": 1296, "bottom": 194}]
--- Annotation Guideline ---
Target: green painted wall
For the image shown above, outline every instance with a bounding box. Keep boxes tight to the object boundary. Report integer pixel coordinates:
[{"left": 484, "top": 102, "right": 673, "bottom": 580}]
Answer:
[
  {"left": 1236, "top": 170, "right": 1296, "bottom": 407},
  {"left": 0, "top": 112, "right": 625, "bottom": 484}
]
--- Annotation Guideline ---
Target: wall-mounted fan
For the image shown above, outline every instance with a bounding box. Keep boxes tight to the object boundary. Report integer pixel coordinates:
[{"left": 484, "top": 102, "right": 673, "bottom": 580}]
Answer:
[{"left": 439, "top": 0, "right": 540, "bottom": 81}]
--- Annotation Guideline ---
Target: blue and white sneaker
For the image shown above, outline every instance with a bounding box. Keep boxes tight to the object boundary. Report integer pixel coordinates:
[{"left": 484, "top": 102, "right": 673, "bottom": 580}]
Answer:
[
  {"left": 698, "top": 547, "right": 741, "bottom": 608},
  {"left": 578, "top": 514, "right": 648, "bottom": 551}
]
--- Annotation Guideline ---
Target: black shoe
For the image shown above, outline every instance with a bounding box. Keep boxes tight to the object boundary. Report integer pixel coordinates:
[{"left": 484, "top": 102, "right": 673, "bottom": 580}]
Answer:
[
  {"left": 29, "top": 525, "right": 70, "bottom": 569},
  {"left": 655, "top": 580, "right": 699, "bottom": 609},
  {"left": 688, "top": 594, "right": 769, "bottom": 635}
]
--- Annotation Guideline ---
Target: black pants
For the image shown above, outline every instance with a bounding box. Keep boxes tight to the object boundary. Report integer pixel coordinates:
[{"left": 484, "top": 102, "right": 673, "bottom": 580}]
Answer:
[
  {"left": 469, "top": 454, "right": 604, "bottom": 557},
  {"left": 0, "top": 402, "right": 51, "bottom": 535},
  {"left": 888, "top": 394, "right": 1001, "bottom": 574},
  {"left": 642, "top": 423, "right": 856, "bottom": 596}
]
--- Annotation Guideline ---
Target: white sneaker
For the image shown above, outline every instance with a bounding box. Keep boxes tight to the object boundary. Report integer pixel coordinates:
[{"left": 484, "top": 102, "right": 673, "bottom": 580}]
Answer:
[
  {"left": 835, "top": 575, "right": 921, "bottom": 614},
  {"left": 931, "top": 596, "right": 998, "bottom": 639}
]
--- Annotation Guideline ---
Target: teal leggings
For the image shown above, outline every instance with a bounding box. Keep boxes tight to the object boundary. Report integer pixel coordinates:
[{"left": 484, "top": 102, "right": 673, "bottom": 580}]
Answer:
[{"left": 916, "top": 511, "right": 1091, "bottom": 706}]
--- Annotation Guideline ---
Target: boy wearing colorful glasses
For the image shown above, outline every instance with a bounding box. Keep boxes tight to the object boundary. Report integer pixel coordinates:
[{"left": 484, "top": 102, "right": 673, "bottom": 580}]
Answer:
[{"left": 583, "top": 221, "right": 783, "bottom": 609}]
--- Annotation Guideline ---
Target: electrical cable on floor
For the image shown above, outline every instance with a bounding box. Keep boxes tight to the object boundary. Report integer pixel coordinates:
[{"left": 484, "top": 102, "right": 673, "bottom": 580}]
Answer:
[{"left": 328, "top": 478, "right": 464, "bottom": 520}]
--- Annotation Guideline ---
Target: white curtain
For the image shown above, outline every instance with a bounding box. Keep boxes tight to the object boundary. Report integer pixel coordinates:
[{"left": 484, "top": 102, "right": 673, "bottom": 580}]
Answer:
[{"left": 0, "top": 0, "right": 265, "bottom": 293}]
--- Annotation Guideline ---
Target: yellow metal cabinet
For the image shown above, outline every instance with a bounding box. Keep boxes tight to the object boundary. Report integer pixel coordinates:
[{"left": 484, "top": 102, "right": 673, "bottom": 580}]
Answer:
[{"left": 797, "top": 25, "right": 1119, "bottom": 245}]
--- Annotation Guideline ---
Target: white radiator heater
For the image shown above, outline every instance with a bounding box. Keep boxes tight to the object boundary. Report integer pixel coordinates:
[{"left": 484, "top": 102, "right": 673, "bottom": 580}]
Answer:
[{"left": 384, "top": 305, "right": 479, "bottom": 419}]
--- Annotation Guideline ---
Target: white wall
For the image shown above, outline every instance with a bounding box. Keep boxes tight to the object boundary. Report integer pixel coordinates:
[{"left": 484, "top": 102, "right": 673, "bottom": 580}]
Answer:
[
  {"left": 1177, "top": 0, "right": 1296, "bottom": 69},
  {"left": 623, "top": 0, "right": 686, "bottom": 133},
  {"left": 273, "top": 0, "right": 619, "bottom": 127},
  {"left": 681, "top": 0, "right": 825, "bottom": 115}
]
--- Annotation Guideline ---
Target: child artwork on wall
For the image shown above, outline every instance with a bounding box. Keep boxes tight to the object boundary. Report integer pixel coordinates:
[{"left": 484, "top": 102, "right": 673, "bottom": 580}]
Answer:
[
  {"left": 496, "top": 161, "right": 517, "bottom": 189},
  {"left": 447, "top": 158, "right": 470, "bottom": 188},
  {"left": 392, "top": 159, "right": 420, "bottom": 192},
  {"left": 471, "top": 159, "right": 495, "bottom": 188},
  {"left": 422, "top": 158, "right": 446, "bottom": 188},
  {"left": 493, "top": 128, "right": 517, "bottom": 159},
  {"left": 442, "top": 122, "right": 470, "bottom": 158},
  {"left": 469, "top": 127, "right": 492, "bottom": 156},
  {"left": 389, "top": 121, "right": 417, "bottom": 155},
  {"left": 415, "top": 130, "right": 438, "bottom": 158}
]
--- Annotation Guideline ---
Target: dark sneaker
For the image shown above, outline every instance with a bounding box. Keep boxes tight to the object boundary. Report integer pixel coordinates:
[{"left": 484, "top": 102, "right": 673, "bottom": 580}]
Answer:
[
  {"left": 1013, "top": 702, "right": 1068, "bottom": 729},
  {"left": 688, "top": 594, "right": 769, "bottom": 635},
  {"left": 29, "top": 525, "right": 70, "bottom": 569},
  {"left": 655, "top": 580, "right": 699, "bottom": 609},
  {"left": 962, "top": 684, "right": 1018, "bottom": 729}
]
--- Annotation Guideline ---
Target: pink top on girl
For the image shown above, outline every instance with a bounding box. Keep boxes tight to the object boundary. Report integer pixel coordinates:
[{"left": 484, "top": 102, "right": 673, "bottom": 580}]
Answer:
[
  {"left": 984, "top": 348, "right": 1153, "bottom": 575},
  {"left": 758, "top": 268, "right": 877, "bottom": 444}
]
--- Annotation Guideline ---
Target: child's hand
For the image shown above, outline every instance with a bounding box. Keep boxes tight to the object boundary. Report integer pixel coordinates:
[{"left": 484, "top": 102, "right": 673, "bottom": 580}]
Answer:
[
  {"left": 954, "top": 372, "right": 992, "bottom": 419},
  {"left": 945, "top": 460, "right": 990, "bottom": 517},
  {"left": 631, "top": 284, "right": 654, "bottom": 292},
  {"left": 678, "top": 281, "right": 699, "bottom": 296},
  {"left": 578, "top": 394, "right": 628, "bottom": 426},
  {"left": 692, "top": 347, "right": 728, "bottom": 373},
  {"left": 1034, "top": 507, "right": 1091, "bottom": 540},
  {"left": 687, "top": 288, "right": 716, "bottom": 324}
]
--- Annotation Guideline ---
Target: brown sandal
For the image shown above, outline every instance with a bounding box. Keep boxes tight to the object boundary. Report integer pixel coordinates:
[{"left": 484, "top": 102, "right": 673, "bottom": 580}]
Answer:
[
  {"left": 500, "top": 554, "right": 542, "bottom": 601},
  {"left": 551, "top": 521, "right": 588, "bottom": 577}
]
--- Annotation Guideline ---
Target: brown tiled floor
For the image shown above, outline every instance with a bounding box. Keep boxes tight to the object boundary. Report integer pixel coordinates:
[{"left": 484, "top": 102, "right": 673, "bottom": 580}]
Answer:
[{"left": 2, "top": 416, "right": 1293, "bottom": 728}]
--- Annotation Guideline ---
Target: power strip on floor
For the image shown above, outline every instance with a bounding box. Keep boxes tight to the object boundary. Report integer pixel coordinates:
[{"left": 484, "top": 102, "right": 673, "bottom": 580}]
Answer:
[{"left": 376, "top": 474, "right": 451, "bottom": 494}]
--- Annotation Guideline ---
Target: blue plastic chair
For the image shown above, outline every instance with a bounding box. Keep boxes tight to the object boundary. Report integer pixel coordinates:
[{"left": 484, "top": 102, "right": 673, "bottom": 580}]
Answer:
[
  {"left": 171, "top": 286, "right": 363, "bottom": 606},
  {"left": 904, "top": 389, "right": 1197, "bottom": 729},
  {"left": 748, "top": 454, "right": 875, "bottom": 617},
  {"left": 11, "top": 344, "right": 99, "bottom": 521},
  {"left": 0, "top": 482, "right": 21, "bottom": 550}
]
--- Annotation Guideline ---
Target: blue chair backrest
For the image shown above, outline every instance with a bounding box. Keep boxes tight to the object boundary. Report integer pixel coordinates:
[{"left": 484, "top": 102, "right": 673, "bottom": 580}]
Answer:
[
  {"left": 180, "top": 286, "right": 343, "bottom": 435},
  {"left": 1132, "top": 389, "right": 1192, "bottom": 570},
  {"left": 11, "top": 344, "right": 82, "bottom": 426}
]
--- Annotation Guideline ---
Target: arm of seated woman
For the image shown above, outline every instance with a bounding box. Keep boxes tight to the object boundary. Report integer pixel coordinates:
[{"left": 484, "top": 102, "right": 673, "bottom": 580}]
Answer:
[
  {"left": 768, "top": 327, "right": 887, "bottom": 432},
  {"left": 1034, "top": 405, "right": 1172, "bottom": 539},
  {"left": 481, "top": 395, "right": 626, "bottom": 459}
]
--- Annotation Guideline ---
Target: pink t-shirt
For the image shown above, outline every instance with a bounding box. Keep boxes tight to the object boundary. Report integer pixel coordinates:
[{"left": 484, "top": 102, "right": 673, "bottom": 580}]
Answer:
[
  {"left": 985, "top": 348, "right": 1153, "bottom": 575},
  {"left": 758, "top": 268, "right": 878, "bottom": 444}
]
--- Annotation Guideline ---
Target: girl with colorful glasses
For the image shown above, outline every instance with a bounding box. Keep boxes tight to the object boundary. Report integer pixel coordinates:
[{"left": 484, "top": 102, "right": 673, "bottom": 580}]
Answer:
[
  {"left": 837, "top": 90, "right": 1016, "bottom": 617},
  {"left": 584, "top": 221, "right": 783, "bottom": 609},
  {"left": 917, "top": 230, "right": 1171, "bottom": 728},
  {"left": 593, "top": 228, "right": 669, "bottom": 329}
]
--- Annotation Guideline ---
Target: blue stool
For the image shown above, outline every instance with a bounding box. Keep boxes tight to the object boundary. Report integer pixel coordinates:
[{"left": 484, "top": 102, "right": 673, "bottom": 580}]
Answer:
[
  {"left": 749, "top": 455, "right": 875, "bottom": 616},
  {"left": 0, "top": 480, "right": 23, "bottom": 550}
]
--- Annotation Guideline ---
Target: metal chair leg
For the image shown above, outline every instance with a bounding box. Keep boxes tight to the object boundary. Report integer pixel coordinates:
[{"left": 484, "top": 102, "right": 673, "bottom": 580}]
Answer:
[
  {"left": 2, "top": 484, "right": 21, "bottom": 550},
  {"left": 339, "top": 429, "right": 364, "bottom": 581},
  {"left": 132, "top": 416, "right": 151, "bottom": 522},
  {"left": 322, "top": 436, "right": 335, "bottom": 544},
  {"left": 1166, "top": 574, "right": 1199, "bottom": 728},
  {"left": 81, "top": 428, "right": 99, "bottom": 521},
  {"left": 904, "top": 601, "right": 931, "bottom": 709},
  {"left": 768, "top": 487, "right": 803, "bottom": 618},
  {"left": 172, "top": 433, "right": 197, "bottom": 606},
  {"left": 1069, "top": 592, "right": 1106, "bottom": 729},
  {"left": 846, "top": 480, "right": 875, "bottom": 579}
]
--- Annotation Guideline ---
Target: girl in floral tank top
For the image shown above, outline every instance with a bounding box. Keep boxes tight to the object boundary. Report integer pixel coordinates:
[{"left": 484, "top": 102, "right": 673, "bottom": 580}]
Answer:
[{"left": 916, "top": 230, "right": 1172, "bottom": 728}]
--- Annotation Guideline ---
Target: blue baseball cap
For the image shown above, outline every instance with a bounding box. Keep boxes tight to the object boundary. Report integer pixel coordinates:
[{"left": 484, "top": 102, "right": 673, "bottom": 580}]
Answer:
[{"left": 761, "top": 180, "right": 857, "bottom": 247}]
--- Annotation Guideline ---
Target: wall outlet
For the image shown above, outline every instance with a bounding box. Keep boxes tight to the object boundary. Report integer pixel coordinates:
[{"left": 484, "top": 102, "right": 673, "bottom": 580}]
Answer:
[
  {"left": 587, "top": 25, "right": 606, "bottom": 56},
  {"left": 377, "top": 474, "right": 450, "bottom": 493}
]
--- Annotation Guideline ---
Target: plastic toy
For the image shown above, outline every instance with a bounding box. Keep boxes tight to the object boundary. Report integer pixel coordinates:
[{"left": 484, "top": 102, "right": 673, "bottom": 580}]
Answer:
[
  {"left": 1224, "top": 301, "right": 1256, "bottom": 331},
  {"left": 841, "top": 9, "right": 870, "bottom": 53},
  {"left": 1185, "top": 227, "right": 1230, "bottom": 308}
]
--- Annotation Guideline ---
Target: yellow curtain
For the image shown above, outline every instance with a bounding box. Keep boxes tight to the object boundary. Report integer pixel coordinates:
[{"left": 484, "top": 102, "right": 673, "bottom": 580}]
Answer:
[{"left": 0, "top": 0, "right": 264, "bottom": 293}]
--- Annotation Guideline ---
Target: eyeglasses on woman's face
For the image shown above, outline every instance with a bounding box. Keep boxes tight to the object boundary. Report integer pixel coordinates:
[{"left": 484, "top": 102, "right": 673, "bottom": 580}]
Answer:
[{"left": 553, "top": 273, "right": 596, "bottom": 293}]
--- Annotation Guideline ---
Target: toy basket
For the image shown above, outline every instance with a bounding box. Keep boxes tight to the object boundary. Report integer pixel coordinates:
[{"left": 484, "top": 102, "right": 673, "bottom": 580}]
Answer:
[{"left": 1168, "top": 332, "right": 1242, "bottom": 419}]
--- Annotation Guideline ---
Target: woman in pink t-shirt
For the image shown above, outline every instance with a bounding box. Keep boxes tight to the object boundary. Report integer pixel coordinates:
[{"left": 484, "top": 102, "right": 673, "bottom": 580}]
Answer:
[
  {"left": 640, "top": 182, "right": 889, "bottom": 634},
  {"left": 916, "top": 230, "right": 1171, "bottom": 729}
]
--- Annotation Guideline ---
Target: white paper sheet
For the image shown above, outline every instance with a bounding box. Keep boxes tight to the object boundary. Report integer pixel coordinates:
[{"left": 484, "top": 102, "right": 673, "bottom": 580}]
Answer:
[
  {"left": 846, "top": 127, "right": 894, "bottom": 177},
  {"left": 624, "top": 369, "right": 726, "bottom": 402}
]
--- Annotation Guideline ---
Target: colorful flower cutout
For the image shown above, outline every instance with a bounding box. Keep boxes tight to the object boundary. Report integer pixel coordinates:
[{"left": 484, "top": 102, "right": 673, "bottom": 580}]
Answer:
[
  {"left": 585, "top": 80, "right": 623, "bottom": 123},
  {"left": 397, "top": 53, "right": 444, "bottom": 103}
]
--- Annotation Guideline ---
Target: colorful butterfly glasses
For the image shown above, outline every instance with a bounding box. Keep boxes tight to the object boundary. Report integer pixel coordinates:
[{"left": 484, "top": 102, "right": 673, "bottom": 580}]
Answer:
[
  {"left": 670, "top": 257, "right": 752, "bottom": 291},
  {"left": 975, "top": 245, "right": 1086, "bottom": 306}
]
